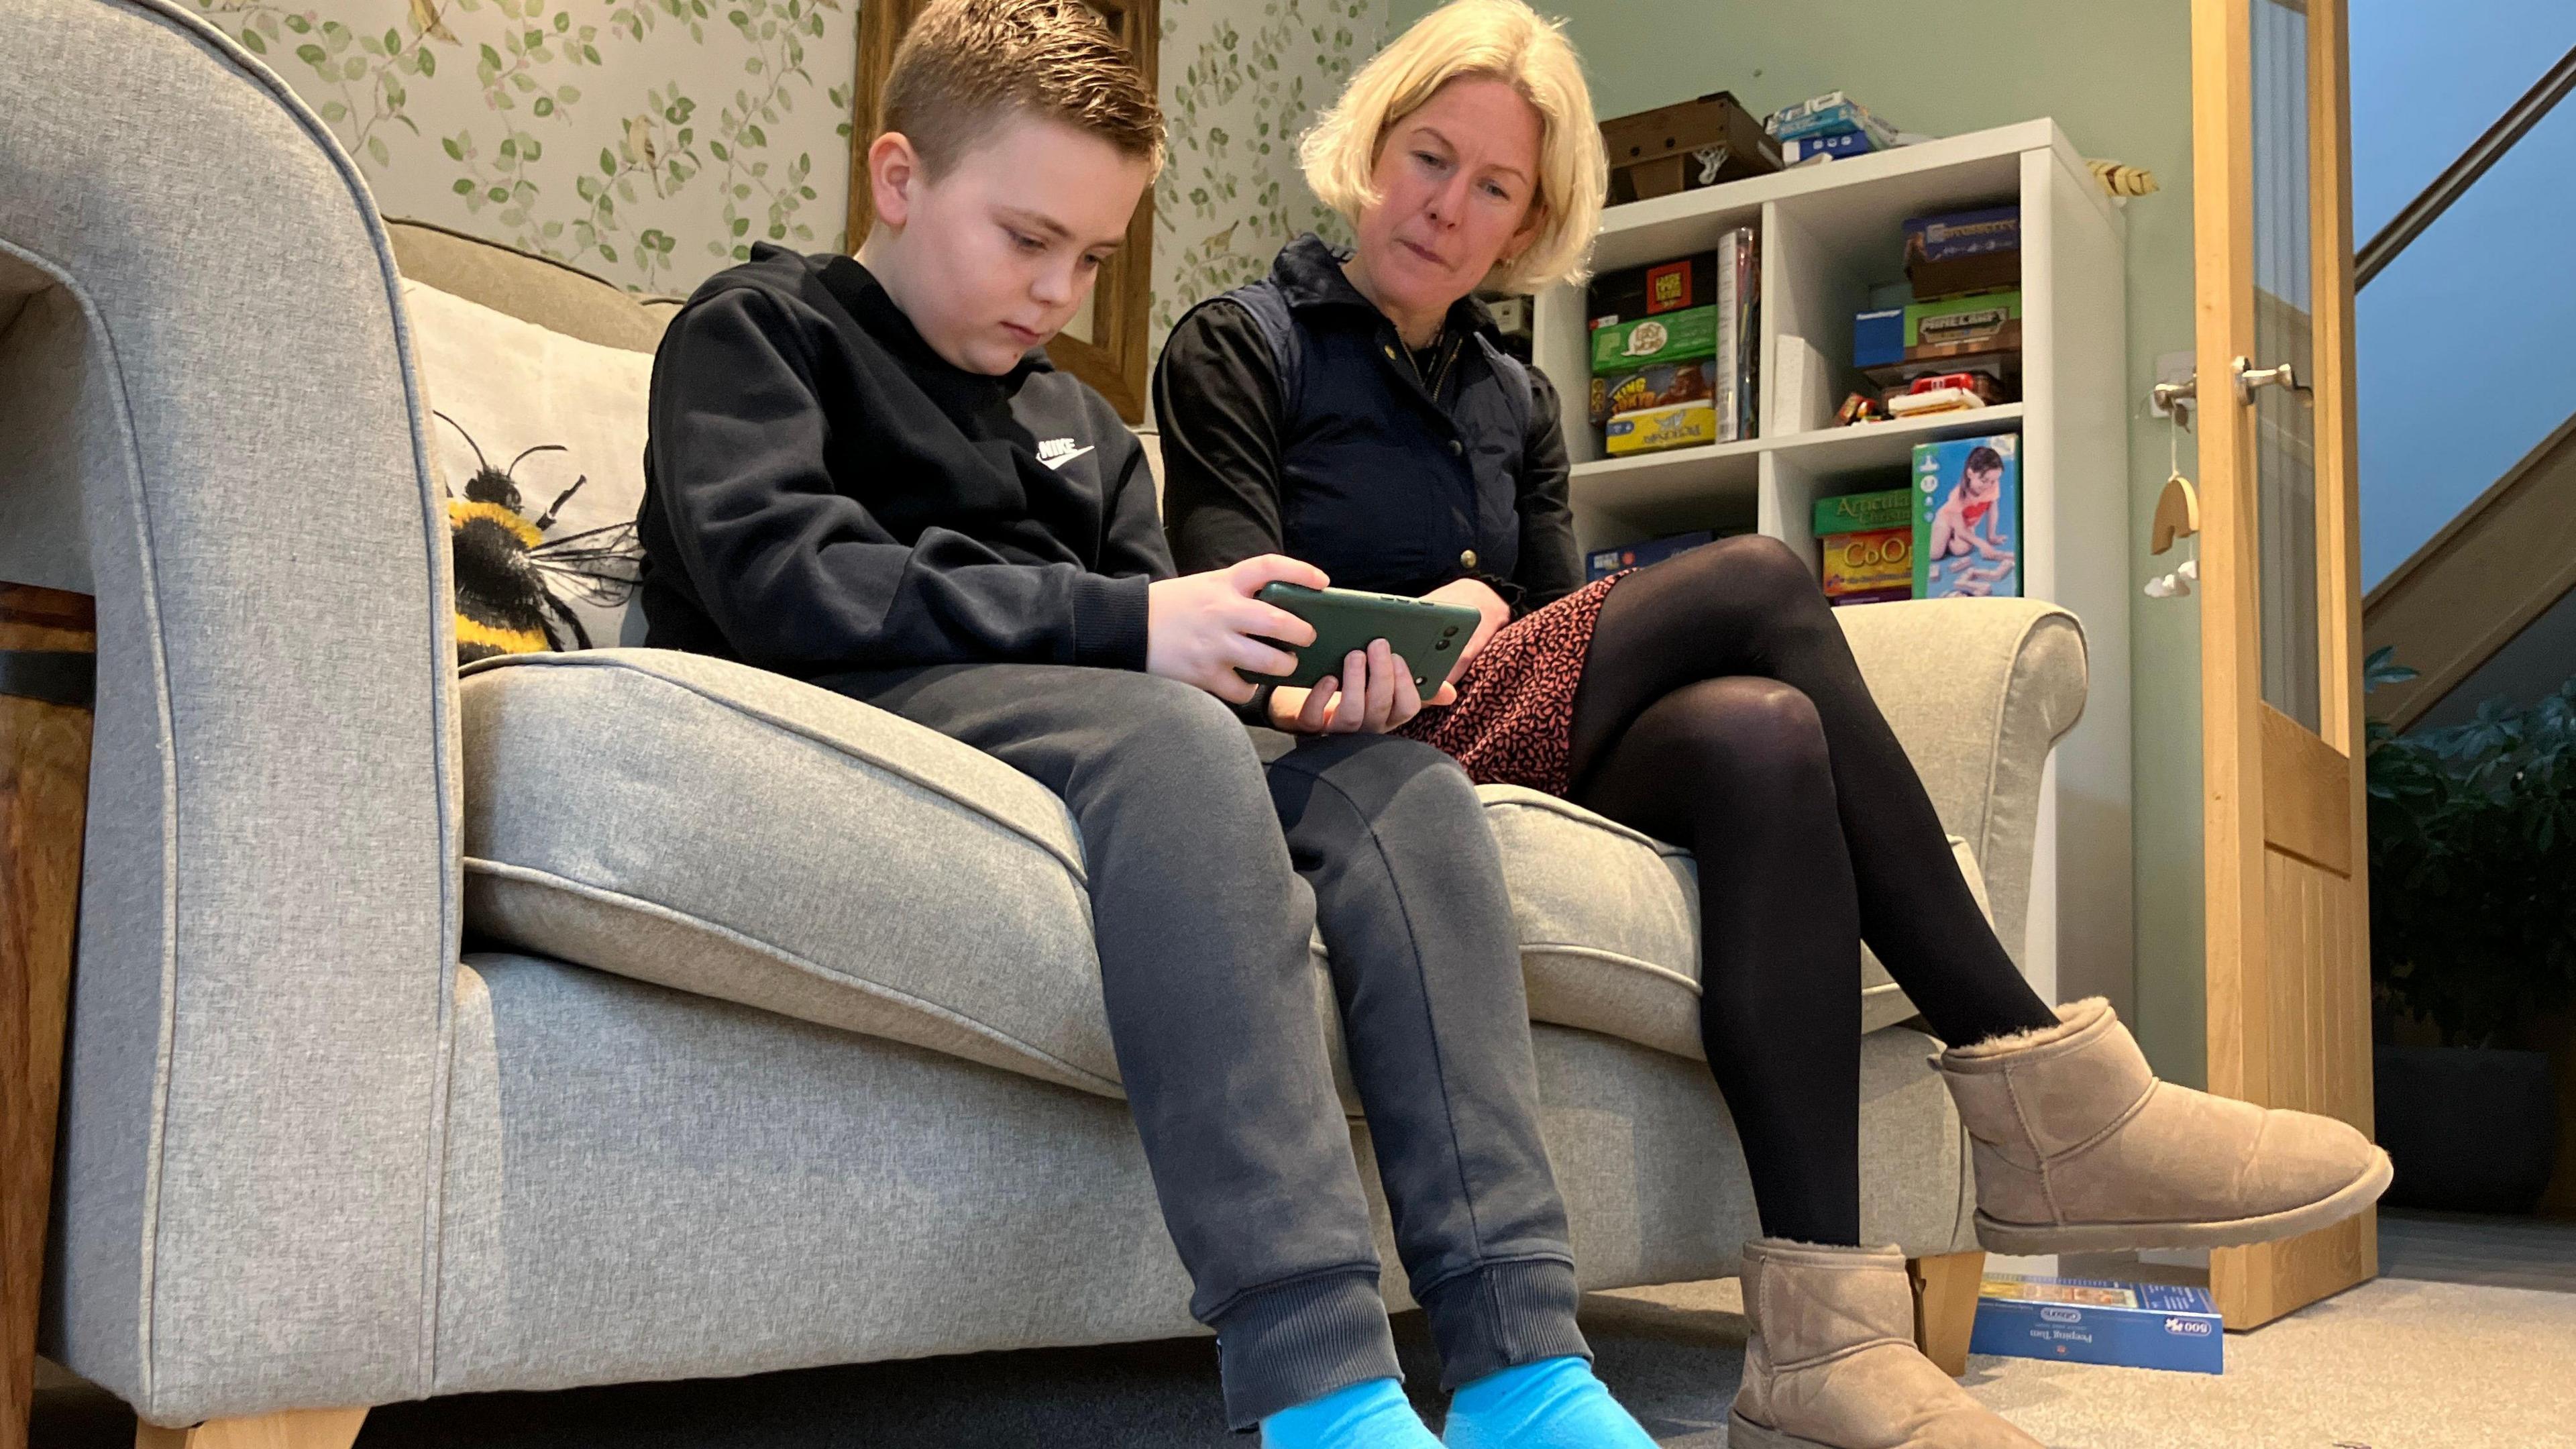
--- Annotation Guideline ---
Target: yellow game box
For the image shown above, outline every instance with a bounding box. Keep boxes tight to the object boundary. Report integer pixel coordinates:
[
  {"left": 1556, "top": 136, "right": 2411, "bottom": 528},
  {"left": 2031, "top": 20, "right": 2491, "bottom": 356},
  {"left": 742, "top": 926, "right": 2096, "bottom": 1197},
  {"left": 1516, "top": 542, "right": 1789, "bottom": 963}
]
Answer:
[{"left": 1603, "top": 400, "right": 1719, "bottom": 456}]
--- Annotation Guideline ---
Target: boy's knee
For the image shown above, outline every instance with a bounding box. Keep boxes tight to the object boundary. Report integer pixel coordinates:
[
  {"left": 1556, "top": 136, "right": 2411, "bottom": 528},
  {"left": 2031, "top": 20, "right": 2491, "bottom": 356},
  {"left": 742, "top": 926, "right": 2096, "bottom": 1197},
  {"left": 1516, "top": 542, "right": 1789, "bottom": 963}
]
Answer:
[
  {"left": 1274, "top": 732, "right": 1483, "bottom": 821},
  {"left": 1121, "top": 673, "right": 1257, "bottom": 765}
]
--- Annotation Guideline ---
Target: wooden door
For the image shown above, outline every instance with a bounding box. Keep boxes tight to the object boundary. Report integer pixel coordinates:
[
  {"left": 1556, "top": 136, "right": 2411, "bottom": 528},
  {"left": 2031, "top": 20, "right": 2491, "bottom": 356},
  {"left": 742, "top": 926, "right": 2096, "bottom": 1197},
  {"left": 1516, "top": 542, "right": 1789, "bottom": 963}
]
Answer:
[{"left": 2190, "top": 0, "right": 2377, "bottom": 1328}]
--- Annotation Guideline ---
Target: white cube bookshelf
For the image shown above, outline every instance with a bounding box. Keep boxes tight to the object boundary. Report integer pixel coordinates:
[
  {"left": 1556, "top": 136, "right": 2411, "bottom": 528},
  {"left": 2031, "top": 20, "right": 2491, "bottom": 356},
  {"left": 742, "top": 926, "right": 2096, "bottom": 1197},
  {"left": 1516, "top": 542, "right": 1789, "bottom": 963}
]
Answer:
[{"left": 1536, "top": 119, "right": 2131, "bottom": 1006}]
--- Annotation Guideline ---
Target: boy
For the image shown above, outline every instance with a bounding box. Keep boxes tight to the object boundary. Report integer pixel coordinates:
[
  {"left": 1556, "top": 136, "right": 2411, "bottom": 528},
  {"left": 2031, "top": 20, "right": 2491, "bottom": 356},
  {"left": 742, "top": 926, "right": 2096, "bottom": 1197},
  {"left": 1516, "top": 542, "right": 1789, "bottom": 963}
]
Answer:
[{"left": 637, "top": 3, "right": 1652, "bottom": 1446}]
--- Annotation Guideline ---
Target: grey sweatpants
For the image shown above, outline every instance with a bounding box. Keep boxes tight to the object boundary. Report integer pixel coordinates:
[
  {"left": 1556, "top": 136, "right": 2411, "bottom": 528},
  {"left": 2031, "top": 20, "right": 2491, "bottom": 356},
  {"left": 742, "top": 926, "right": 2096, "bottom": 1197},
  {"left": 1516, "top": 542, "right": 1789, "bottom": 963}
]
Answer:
[{"left": 820, "top": 663, "right": 1587, "bottom": 1428}]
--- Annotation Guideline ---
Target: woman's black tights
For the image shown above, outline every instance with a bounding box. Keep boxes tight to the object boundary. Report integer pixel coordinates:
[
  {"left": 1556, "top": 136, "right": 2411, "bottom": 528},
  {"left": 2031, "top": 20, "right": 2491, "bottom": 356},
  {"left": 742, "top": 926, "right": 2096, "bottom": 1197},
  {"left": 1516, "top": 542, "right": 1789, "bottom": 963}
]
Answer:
[{"left": 1565, "top": 535, "right": 2059, "bottom": 1245}]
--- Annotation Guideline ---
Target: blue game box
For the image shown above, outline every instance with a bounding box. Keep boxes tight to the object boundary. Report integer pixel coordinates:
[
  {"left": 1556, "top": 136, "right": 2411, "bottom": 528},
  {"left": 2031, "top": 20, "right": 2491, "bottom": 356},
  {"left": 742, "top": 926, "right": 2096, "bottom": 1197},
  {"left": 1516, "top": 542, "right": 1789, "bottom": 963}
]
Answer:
[
  {"left": 1969, "top": 1273, "right": 2224, "bottom": 1375},
  {"left": 1585, "top": 530, "right": 1714, "bottom": 582}
]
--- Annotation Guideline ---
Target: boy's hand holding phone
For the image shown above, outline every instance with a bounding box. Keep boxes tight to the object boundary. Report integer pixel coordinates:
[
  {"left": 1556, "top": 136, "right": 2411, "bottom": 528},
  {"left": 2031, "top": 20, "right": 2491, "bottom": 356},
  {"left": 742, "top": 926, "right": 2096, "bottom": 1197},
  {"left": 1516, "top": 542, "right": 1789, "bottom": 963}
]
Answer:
[
  {"left": 1146, "top": 555, "right": 1328, "bottom": 704},
  {"left": 1146, "top": 556, "right": 1458, "bottom": 732}
]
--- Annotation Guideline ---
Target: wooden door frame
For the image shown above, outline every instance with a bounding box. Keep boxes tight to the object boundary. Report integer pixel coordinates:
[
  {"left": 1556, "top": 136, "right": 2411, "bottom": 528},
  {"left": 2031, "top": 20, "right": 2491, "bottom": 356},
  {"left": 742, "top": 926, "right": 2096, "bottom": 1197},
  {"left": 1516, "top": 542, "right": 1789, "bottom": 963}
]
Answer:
[
  {"left": 841, "top": 0, "right": 1160, "bottom": 422},
  {"left": 2191, "top": 0, "right": 2378, "bottom": 1329}
]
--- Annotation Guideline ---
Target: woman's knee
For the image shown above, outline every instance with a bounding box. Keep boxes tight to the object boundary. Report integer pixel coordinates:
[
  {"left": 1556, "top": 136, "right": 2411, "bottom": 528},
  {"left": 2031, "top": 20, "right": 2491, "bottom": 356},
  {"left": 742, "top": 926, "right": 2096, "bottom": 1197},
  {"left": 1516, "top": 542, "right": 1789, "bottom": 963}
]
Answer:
[
  {"left": 1613, "top": 535, "right": 1831, "bottom": 649},
  {"left": 1707, "top": 532, "right": 1811, "bottom": 588},
  {"left": 1667, "top": 678, "right": 1831, "bottom": 776}
]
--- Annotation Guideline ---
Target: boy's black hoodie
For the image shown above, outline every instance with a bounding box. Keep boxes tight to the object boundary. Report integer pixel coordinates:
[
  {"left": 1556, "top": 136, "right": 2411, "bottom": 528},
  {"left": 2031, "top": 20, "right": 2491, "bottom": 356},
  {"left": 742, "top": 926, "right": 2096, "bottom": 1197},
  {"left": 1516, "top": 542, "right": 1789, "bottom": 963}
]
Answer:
[{"left": 637, "top": 241, "right": 1167, "bottom": 676}]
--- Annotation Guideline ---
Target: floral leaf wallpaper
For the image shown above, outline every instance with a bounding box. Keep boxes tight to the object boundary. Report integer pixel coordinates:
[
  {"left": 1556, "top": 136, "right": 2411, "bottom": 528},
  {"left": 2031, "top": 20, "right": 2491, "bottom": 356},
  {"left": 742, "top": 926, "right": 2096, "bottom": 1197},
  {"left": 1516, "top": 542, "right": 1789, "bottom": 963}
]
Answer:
[
  {"left": 195, "top": 0, "right": 853, "bottom": 294},
  {"left": 193, "top": 0, "right": 1389, "bottom": 356},
  {"left": 1152, "top": 0, "right": 1389, "bottom": 339}
]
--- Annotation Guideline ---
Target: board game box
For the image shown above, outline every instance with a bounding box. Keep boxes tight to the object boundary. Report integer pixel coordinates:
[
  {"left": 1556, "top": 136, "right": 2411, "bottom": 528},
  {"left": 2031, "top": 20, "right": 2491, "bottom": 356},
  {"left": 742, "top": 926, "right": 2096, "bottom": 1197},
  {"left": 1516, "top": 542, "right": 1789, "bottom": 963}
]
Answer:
[
  {"left": 1904, "top": 290, "right": 2021, "bottom": 355},
  {"left": 1588, "top": 253, "right": 1719, "bottom": 324},
  {"left": 1586, "top": 529, "right": 1716, "bottom": 581},
  {"left": 1605, "top": 399, "right": 1719, "bottom": 456},
  {"left": 1813, "top": 489, "right": 1913, "bottom": 605},
  {"left": 1589, "top": 305, "right": 1719, "bottom": 376},
  {"left": 1590, "top": 359, "right": 1717, "bottom": 427},
  {"left": 1913, "top": 433, "right": 2020, "bottom": 598},
  {"left": 1970, "top": 1274, "right": 2224, "bottom": 1375},
  {"left": 1904, "top": 205, "right": 2021, "bottom": 298}
]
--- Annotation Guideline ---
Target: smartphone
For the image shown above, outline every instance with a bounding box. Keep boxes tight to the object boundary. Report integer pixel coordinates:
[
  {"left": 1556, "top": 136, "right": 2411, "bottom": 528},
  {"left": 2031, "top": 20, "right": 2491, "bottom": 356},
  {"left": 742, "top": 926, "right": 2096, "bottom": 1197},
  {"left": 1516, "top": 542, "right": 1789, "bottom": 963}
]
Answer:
[{"left": 1248, "top": 583, "right": 1486, "bottom": 692}]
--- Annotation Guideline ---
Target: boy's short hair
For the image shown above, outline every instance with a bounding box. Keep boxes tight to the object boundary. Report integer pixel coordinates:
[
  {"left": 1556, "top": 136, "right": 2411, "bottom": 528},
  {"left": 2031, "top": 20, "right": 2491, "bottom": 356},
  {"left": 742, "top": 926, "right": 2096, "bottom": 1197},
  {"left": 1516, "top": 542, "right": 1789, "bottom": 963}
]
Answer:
[
  {"left": 881, "top": 0, "right": 1166, "bottom": 178},
  {"left": 1298, "top": 0, "right": 1605, "bottom": 293}
]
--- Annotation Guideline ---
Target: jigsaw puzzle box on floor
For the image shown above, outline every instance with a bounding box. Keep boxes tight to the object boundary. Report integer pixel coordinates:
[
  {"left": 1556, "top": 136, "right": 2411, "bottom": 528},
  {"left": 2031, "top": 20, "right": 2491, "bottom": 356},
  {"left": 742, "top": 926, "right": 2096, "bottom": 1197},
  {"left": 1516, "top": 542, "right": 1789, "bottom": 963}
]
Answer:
[{"left": 1970, "top": 1274, "right": 2224, "bottom": 1374}]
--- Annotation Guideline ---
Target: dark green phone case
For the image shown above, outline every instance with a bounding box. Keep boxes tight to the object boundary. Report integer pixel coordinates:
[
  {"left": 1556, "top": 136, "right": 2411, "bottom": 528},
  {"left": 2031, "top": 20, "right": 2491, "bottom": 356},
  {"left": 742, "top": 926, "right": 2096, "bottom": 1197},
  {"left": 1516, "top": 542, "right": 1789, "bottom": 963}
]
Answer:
[{"left": 1249, "top": 583, "right": 1486, "bottom": 692}]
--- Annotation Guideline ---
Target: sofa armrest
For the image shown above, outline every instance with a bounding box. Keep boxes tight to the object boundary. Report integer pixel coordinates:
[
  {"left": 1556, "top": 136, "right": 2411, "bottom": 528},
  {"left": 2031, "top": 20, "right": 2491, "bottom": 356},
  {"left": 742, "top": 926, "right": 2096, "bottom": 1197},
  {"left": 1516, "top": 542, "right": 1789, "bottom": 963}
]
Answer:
[
  {"left": 3, "top": 0, "right": 459, "bottom": 1423},
  {"left": 1833, "top": 599, "right": 2088, "bottom": 973}
]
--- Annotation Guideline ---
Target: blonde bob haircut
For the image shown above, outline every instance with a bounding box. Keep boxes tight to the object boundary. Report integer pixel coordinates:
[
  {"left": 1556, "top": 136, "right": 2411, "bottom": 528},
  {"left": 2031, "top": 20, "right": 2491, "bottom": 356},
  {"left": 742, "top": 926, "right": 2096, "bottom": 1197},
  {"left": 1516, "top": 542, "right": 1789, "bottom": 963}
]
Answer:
[{"left": 1298, "top": 0, "right": 1605, "bottom": 293}]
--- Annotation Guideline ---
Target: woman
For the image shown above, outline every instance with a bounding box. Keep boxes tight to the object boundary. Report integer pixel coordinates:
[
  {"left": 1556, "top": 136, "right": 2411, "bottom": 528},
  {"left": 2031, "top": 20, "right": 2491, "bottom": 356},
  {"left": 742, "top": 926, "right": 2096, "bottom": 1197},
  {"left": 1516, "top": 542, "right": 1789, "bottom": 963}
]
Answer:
[{"left": 1156, "top": 4, "right": 2392, "bottom": 1446}]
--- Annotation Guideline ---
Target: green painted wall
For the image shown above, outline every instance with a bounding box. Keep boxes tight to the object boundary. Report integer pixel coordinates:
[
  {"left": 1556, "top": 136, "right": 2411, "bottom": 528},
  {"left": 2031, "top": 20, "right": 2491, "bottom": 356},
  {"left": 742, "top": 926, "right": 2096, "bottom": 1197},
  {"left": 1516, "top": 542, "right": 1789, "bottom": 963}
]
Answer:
[{"left": 1387, "top": 0, "right": 2209, "bottom": 1080}]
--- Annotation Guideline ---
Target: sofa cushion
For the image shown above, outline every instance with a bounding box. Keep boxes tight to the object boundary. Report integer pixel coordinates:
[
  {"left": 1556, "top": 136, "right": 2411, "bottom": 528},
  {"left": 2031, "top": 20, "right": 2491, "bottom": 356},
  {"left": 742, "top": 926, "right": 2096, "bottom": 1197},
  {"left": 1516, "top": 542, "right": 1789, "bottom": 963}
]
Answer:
[
  {"left": 405, "top": 277, "right": 651, "bottom": 663},
  {"left": 460, "top": 649, "right": 1987, "bottom": 1106},
  {"left": 387, "top": 216, "right": 680, "bottom": 354},
  {"left": 462, "top": 647, "right": 1370, "bottom": 1108},
  {"left": 459, "top": 647, "right": 1131, "bottom": 1095},
  {"left": 1479, "top": 786, "right": 1992, "bottom": 1059}
]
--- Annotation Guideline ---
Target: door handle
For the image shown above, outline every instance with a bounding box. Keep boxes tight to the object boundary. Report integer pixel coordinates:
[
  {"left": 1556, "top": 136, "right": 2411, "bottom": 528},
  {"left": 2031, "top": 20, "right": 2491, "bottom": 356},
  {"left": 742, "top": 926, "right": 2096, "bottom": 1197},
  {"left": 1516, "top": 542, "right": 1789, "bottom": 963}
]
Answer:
[
  {"left": 2233, "top": 356, "right": 2310, "bottom": 402},
  {"left": 2151, "top": 376, "right": 2198, "bottom": 430}
]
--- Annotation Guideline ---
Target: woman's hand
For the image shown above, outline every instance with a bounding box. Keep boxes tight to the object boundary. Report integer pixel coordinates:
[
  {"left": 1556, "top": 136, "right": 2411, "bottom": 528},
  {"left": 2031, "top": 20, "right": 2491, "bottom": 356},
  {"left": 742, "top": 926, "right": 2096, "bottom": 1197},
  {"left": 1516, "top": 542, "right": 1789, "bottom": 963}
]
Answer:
[
  {"left": 1421, "top": 576, "right": 1511, "bottom": 669},
  {"left": 1267, "top": 639, "right": 1458, "bottom": 734},
  {"left": 1146, "top": 554, "right": 1328, "bottom": 704}
]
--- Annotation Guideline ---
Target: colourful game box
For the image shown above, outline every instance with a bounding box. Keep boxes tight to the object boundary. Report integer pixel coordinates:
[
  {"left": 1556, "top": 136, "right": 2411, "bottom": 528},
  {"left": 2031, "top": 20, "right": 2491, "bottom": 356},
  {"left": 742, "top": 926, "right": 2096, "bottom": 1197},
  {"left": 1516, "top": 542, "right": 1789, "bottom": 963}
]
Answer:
[
  {"left": 1913, "top": 434, "right": 2020, "bottom": 598},
  {"left": 1854, "top": 307, "right": 1906, "bottom": 368},
  {"left": 1812, "top": 490, "right": 1913, "bottom": 606},
  {"left": 1586, "top": 529, "right": 1715, "bottom": 582},
  {"left": 1590, "top": 359, "right": 1717, "bottom": 427},
  {"left": 1589, "top": 253, "right": 1719, "bottom": 324},
  {"left": 1903, "top": 289, "right": 2021, "bottom": 356},
  {"left": 1784, "top": 129, "right": 1888, "bottom": 165},
  {"left": 1590, "top": 305, "right": 1719, "bottom": 376},
  {"left": 1605, "top": 399, "right": 1720, "bottom": 456},
  {"left": 1970, "top": 1274, "right": 2224, "bottom": 1375},
  {"left": 1768, "top": 92, "right": 1885, "bottom": 139},
  {"left": 1904, "top": 205, "right": 2021, "bottom": 298}
]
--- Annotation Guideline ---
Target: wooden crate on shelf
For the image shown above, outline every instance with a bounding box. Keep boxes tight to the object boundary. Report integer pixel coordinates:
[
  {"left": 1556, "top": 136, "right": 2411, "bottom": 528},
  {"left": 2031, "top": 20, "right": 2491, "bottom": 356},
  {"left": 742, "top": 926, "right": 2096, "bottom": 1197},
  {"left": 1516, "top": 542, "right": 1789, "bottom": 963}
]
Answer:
[{"left": 1599, "top": 91, "right": 1782, "bottom": 205}]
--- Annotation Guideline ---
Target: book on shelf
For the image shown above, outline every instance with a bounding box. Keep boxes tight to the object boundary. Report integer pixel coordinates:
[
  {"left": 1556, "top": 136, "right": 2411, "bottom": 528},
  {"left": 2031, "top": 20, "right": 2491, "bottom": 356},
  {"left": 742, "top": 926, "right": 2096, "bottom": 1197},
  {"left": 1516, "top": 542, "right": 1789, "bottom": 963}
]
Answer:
[{"left": 1713, "top": 225, "right": 1760, "bottom": 443}]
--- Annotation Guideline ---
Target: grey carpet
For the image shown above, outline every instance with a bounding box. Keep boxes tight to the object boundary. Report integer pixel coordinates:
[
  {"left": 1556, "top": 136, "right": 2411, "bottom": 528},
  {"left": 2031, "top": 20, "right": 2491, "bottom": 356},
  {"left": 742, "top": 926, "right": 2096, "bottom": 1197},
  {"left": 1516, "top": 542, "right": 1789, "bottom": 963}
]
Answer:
[
  {"left": 33, "top": 1213, "right": 2576, "bottom": 1447},
  {"left": 2380, "top": 1206, "right": 2576, "bottom": 1293}
]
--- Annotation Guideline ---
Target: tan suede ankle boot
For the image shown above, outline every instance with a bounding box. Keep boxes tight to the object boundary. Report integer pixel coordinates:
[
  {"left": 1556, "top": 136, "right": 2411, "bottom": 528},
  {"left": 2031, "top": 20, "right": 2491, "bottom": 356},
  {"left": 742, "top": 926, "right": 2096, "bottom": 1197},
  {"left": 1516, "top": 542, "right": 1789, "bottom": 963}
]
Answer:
[
  {"left": 1936, "top": 998, "right": 2392, "bottom": 1254},
  {"left": 1727, "top": 1240, "right": 2041, "bottom": 1449}
]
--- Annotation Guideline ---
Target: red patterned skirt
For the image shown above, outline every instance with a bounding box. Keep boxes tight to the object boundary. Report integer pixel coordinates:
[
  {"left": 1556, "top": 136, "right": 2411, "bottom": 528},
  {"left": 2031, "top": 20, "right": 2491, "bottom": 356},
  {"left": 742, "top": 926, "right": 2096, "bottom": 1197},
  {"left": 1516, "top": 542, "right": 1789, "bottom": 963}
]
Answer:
[{"left": 1396, "top": 573, "right": 1623, "bottom": 795}]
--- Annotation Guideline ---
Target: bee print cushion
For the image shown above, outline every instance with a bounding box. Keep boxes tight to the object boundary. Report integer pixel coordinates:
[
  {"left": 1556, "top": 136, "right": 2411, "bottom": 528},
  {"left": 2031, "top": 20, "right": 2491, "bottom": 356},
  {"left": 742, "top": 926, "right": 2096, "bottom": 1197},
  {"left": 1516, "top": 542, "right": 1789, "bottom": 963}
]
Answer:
[{"left": 402, "top": 278, "right": 652, "bottom": 666}]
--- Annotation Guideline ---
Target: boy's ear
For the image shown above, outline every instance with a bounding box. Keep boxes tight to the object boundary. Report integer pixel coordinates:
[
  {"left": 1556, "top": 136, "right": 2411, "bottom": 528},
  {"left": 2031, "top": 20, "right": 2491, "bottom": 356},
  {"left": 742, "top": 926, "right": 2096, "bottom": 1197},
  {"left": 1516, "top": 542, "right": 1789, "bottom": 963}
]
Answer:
[{"left": 868, "top": 130, "right": 925, "bottom": 232}]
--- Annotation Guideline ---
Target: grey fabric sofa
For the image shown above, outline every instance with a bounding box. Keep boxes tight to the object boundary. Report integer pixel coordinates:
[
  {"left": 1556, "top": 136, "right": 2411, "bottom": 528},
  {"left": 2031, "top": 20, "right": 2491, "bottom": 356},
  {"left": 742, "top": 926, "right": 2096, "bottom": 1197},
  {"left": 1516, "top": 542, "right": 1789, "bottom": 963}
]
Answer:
[{"left": 1, "top": 0, "right": 2088, "bottom": 1432}]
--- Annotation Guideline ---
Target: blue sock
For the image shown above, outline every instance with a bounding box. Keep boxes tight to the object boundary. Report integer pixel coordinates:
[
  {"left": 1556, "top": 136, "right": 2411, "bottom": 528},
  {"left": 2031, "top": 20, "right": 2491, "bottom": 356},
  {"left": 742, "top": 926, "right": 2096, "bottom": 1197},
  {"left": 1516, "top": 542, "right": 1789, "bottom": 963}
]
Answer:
[
  {"left": 1439, "top": 1357, "right": 1656, "bottom": 1449},
  {"left": 1261, "top": 1377, "right": 1442, "bottom": 1449}
]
